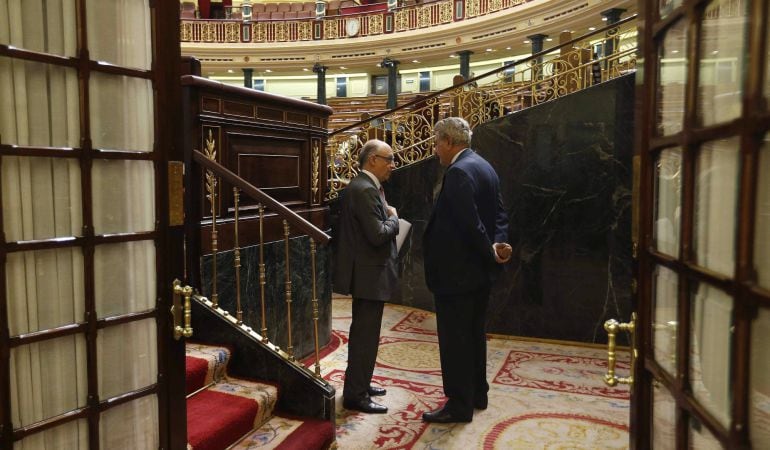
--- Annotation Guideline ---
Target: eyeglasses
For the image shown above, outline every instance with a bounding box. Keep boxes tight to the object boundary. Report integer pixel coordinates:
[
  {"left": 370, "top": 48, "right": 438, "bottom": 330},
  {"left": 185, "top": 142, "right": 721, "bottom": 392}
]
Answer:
[{"left": 373, "top": 154, "right": 395, "bottom": 163}]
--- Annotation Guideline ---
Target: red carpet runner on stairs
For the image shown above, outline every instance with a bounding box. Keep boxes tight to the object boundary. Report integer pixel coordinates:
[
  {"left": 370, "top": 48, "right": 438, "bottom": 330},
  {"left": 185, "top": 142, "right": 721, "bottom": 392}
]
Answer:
[{"left": 185, "top": 342, "right": 334, "bottom": 450}]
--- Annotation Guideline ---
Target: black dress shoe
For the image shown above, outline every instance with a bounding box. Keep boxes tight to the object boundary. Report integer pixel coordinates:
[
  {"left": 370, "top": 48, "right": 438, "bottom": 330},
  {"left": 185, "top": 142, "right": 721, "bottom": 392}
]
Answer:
[
  {"left": 368, "top": 386, "right": 387, "bottom": 396},
  {"left": 474, "top": 397, "right": 488, "bottom": 410},
  {"left": 343, "top": 397, "right": 388, "bottom": 414},
  {"left": 422, "top": 406, "right": 472, "bottom": 423}
]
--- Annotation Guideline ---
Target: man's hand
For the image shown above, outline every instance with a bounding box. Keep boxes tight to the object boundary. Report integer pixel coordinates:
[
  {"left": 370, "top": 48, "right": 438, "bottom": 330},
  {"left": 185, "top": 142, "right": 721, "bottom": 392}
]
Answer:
[
  {"left": 493, "top": 242, "right": 512, "bottom": 263},
  {"left": 386, "top": 206, "right": 398, "bottom": 217}
]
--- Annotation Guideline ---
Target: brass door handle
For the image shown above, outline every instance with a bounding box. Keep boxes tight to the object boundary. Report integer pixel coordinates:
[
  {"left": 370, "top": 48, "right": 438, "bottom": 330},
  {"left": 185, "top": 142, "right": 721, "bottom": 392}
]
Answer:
[
  {"left": 172, "top": 279, "right": 194, "bottom": 340},
  {"left": 603, "top": 312, "right": 636, "bottom": 387}
]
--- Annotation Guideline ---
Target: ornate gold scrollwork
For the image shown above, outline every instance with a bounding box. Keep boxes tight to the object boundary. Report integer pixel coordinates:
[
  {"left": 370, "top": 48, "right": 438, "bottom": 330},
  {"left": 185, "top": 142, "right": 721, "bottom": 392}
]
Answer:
[
  {"left": 312, "top": 142, "right": 321, "bottom": 204},
  {"left": 603, "top": 313, "right": 636, "bottom": 387}
]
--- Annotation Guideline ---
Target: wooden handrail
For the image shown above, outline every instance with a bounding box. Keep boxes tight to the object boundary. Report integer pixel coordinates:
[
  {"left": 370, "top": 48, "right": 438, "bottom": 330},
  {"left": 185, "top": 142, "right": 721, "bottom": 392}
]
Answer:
[{"left": 193, "top": 149, "right": 331, "bottom": 244}]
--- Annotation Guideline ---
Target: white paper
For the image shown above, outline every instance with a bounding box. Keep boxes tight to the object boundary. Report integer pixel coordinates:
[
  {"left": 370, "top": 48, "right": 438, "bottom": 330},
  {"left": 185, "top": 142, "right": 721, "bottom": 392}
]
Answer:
[{"left": 396, "top": 218, "right": 412, "bottom": 252}]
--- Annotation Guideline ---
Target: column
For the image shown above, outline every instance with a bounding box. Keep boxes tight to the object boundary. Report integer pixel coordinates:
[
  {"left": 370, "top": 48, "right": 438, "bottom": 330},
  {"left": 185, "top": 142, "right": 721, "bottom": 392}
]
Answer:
[
  {"left": 457, "top": 50, "right": 473, "bottom": 81},
  {"left": 242, "top": 68, "right": 253, "bottom": 89},
  {"left": 313, "top": 63, "right": 327, "bottom": 105},
  {"left": 527, "top": 34, "right": 547, "bottom": 80},
  {"left": 382, "top": 57, "right": 400, "bottom": 109}
]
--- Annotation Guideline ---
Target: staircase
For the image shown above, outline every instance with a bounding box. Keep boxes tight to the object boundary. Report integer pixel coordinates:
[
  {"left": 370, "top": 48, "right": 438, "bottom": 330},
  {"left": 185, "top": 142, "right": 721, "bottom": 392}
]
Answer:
[{"left": 186, "top": 342, "right": 335, "bottom": 450}]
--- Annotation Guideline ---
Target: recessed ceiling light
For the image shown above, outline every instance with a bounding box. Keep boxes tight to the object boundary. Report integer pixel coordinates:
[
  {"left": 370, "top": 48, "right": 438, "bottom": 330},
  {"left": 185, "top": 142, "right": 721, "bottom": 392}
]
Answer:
[
  {"left": 340, "top": 66, "right": 347, "bottom": 69},
  {"left": 546, "top": 38, "right": 553, "bottom": 41},
  {"left": 523, "top": 40, "right": 530, "bottom": 44},
  {"left": 602, "top": 17, "right": 608, "bottom": 21},
  {"left": 589, "top": 27, "right": 596, "bottom": 31},
  {"left": 506, "top": 46, "right": 511, "bottom": 50},
  {"left": 265, "top": 69, "right": 272, "bottom": 72},
  {"left": 303, "top": 68, "right": 309, "bottom": 71},
  {"left": 671, "top": 50, "right": 679, "bottom": 54},
  {"left": 449, "top": 54, "right": 457, "bottom": 58},
  {"left": 712, "top": 50, "right": 719, "bottom": 54},
  {"left": 412, "top": 59, "right": 419, "bottom": 63},
  {"left": 227, "top": 69, "right": 234, "bottom": 73},
  {"left": 486, "top": 48, "right": 493, "bottom": 52}
]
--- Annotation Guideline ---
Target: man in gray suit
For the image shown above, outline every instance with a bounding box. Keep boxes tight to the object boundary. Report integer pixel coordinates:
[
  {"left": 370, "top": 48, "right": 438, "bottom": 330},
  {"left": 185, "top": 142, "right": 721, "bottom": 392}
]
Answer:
[{"left": 333, "top": 139, "right": 399, "bottom": 414}]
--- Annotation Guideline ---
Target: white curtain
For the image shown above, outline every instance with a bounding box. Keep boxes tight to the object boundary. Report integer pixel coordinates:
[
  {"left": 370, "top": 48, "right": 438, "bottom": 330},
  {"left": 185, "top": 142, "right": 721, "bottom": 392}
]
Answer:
[
  {"left": 2, "top": 0, "right": 158, "bottom": 448},
  {"left": 756, "top": 141, "right": 770, "bottom": 288},
  {"left": 654, "top": 148, "right": 682, "bottom": 258},
  {"left": 653, "top": 265, "right": 678, "bottom": 376},
  {"left": 690, "top": 285, "right": 733, "bottom": 428},
  {"left": 694, "top": 138, "right": 739, "bottom": 276}
]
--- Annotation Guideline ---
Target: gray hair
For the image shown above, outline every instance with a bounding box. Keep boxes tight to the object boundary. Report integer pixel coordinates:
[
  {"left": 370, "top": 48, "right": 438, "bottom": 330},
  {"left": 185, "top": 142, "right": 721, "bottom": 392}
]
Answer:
[
  {"left": 434, "top": 117, "right": 472, "bottom": 147},
  {"left": 358, "top": 139, "right": 387, "bottom": 169}
]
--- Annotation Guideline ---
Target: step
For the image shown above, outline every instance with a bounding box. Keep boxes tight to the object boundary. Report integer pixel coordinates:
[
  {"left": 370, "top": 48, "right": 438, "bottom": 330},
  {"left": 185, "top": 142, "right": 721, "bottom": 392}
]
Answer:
[
  {"left": 229, "top": 414, "right": 335, "bottom": 450},
  {"left": 186, "top": 342, "right": 231, "bottom": 394},
  {"left": 187, "top": 378, "right": 279, "bottom": 450}
]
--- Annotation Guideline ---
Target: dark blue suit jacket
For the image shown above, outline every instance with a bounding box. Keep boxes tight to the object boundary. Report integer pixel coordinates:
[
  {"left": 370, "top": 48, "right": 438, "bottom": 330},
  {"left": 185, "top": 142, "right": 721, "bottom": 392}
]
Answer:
[{"left": 423, "top": 149, "right": 509, "bottom": 296}]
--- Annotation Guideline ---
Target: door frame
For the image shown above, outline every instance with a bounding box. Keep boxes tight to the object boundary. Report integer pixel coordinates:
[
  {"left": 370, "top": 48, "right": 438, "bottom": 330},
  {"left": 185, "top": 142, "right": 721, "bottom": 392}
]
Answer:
[{"left": 632, "top": 0, "right": 770, "bottom": 448}]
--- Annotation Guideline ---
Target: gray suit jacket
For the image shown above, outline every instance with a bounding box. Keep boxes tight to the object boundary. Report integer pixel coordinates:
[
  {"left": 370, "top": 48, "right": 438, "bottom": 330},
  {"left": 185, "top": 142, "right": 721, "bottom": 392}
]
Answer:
[{"left": 333, "top": 173, "right": 400, "bottom": 301}]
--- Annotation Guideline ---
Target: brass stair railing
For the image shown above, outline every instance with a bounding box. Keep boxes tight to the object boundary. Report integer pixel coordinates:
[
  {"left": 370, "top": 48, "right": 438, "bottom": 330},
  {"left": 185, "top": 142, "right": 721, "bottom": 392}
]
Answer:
[
  {"left": 326, "top": 14, "right": 638, "bottom": 200},
  {"left": 191, "top": 148, "right": 330, "bottom": 377}
]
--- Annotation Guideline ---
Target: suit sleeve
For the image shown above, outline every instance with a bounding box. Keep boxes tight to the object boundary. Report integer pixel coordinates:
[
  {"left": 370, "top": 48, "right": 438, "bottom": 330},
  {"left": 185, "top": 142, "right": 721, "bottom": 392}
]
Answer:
[
  {"left": 494, "top": 190, "right": 509, "bottom": 243},
  {"left": 442, "top": 169, "right": 494, "bottom": 264},
  {"left": 351, "top": 184, "right": 399, "bottom": 247}
]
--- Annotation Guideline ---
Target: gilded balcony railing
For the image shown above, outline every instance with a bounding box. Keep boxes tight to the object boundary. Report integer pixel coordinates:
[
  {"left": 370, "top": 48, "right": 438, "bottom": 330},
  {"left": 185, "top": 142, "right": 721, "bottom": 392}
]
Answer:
[
  {"left": 325, "top": 16, "right": 638, "bottom": 200},
  {"left": 181, "top": 0, "right": 528, "bottom": 44}
]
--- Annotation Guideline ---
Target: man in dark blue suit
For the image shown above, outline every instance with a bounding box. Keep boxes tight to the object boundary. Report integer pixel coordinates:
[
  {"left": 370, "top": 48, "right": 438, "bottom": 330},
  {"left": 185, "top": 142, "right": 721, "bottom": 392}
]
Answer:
[
  {"left": 422, "top": 117, "right": 512, "bottom": 423},
  {"left": 334, "top": 139, "right": 399, "bottom": 414}
]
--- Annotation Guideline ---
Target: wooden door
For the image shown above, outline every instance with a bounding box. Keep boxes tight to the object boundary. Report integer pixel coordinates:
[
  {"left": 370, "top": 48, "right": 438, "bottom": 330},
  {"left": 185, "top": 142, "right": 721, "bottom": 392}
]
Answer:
[
  {"left": 0, "top": 1, "right": 185, "bottom": 448},
  {"left": 631, "top": 0, "right": 770, "bottom": 448}
]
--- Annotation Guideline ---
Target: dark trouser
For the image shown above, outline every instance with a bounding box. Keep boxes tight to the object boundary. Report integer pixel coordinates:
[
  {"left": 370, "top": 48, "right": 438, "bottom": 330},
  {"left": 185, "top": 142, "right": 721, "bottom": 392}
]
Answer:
[
  {"left": 434, "top": 288, "right": 489, "bottom": 418},
  {"left": 343, "top": 297, "right": 385, "bottom": 401}
]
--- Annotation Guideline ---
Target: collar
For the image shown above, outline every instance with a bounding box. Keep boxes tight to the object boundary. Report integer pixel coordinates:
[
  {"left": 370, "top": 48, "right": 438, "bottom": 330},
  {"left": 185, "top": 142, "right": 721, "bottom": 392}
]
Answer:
[
  {"left": 361, "top": 169, "right": 381, "bottom": 189},
  {"left": 450, "top": 148, "right": 470, "bottom": 165}
]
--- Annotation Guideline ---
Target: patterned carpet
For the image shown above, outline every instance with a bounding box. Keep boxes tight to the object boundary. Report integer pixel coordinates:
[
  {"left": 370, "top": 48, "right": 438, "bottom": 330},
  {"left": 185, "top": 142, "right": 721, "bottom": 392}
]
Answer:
[{"left": 318, "top": 296, "right": 631, "bottom": 449}]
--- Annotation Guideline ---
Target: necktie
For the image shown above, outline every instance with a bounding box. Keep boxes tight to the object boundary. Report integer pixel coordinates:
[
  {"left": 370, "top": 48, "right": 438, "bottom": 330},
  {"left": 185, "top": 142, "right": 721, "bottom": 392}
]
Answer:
[{"left": 378, "top": 186, "right": 388, "bottom": 206}]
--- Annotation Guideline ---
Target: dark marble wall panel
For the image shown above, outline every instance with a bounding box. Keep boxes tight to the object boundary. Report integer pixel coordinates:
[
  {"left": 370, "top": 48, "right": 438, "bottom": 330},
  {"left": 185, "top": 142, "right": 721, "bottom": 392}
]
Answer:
[
  {"left": 201, "top": 234, "right": 333, "bottom": 359},
  {"left": 474, "top": 74, "right": 635, "bottom": 343}
]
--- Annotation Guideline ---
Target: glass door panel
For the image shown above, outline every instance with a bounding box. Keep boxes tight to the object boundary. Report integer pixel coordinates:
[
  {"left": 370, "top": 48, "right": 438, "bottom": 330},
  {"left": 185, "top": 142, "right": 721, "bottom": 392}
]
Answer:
[
  {"left": 91, "top": 160, "right": 155, "bottom": 234},
  {"left": 5, "top": 249, "right": 85, "bottom": 335},
  {"left": 89, "top": 74, "right": 154, "bottom": 152},
  {"left": 694, "top": 139, "right": 739, "bottom": 276},
  {"left": 10, "top": 334, "right": 88, "bottom": 427},
  {"left": 99, "top": 395, "right": 159, "bottom": 449},
  {"left": 756, "top": 139, "right": 770, "bottom": 288},
  {"left": 14, "top": 420, "right": 88, "bottom": 450},
  {"left": 659, "top": 0, "right": 683, "bottom": 20},
  {"left": 690, "top": 283, "right": 733, "bottom": 428},
  {"left": 652, "top": 380, "right": 677, "bottom": 449},
  {"left": 656, "top": 19, "right": 688, "bottom": 136},
  {"left": 654, "top": 148, "right": 682, "bottom": 257},
  {"left": 0, "top": 58, "right": 80, "bottom": 148},
  {"left": 0, "top": 0, "right": 77, "bottom": 56},
  {"left": 94, "top": 241, "right": 156, "bottom": 318},
  {"left": 765, "top": 10, "right": 770, "bottom": 100},
  {"left": 750, "top": 308, "right": 770, "bottom": 448},
  {"left": 653, "top": 265, "right": 678, "bottom": 375},
  {"left": 697, "top": 0, "right": 748, "bottom": 127},
  {"left": 1, "top": 157, "right": 82, "bottom": 241},
  {"left": 96, "top": 318, "right": 157, "bottom": 398},
  {"left": 688, "top": 417, "right": 724, "bottom": 449},
  {"left": 85, "top": 0, "right": 152, "bottom": 70}
]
